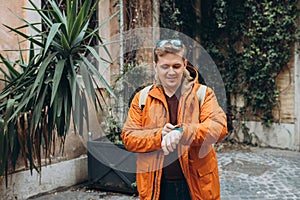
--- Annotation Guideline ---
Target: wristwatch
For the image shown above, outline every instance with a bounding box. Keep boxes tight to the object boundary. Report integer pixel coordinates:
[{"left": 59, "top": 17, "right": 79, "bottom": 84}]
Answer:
[{"left": 174, "top": 126, "right": 183, "bottom": 133}]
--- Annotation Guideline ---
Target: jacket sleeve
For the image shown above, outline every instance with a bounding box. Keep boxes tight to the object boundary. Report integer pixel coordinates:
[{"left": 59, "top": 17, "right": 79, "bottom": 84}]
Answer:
[
  {"left": 121, "top": 91, "right": 163, "bottom": 153},
  {"left": 180, "top": 87, "right": 227, "bottom": 146}
]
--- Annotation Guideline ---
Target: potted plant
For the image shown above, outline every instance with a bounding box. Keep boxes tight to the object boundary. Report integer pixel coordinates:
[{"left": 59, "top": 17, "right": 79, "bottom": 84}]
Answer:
[
  {"left": 87, "top": 63, "right": 153, "bottom": 195},
  {"left": 87, "top": 109, "right": 138, "bottom": 194},
  {"left": 0, "top": 0, "right": 117, "bottom": 184}
]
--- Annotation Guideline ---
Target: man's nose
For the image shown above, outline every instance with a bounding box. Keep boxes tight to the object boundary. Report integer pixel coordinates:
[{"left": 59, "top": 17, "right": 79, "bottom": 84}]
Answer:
[{"left": 168, "top": 67, "right": 176, "bottom": 74}]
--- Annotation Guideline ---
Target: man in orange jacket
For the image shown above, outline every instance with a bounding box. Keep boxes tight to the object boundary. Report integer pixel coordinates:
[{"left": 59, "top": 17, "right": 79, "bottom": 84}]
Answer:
[{"left": 122, "top": 39, "right": 227, "bottom": 200}]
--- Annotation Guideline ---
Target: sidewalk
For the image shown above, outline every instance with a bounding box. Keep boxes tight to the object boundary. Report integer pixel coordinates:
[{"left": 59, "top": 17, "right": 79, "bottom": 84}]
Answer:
[{"left": 28, "top": 147, "right": 300, "bottom": 200}]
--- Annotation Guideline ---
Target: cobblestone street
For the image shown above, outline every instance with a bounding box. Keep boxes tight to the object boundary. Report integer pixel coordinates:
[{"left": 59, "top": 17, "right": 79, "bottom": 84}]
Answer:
[
  {"left": 219, "top": 148, "right": 300, "bottom": 200},
  {"left": 28, "top": 147, "right": 300, "bottom": 200}
]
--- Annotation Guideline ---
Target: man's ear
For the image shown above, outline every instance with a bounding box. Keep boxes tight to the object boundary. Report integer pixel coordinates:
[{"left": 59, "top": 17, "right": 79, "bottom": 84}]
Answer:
[
  {"left": 153, "top": 61, "right": 157, "bottom": 73},
  {"left": 184, "top": 59, "right": 188, "bottom": 67}
]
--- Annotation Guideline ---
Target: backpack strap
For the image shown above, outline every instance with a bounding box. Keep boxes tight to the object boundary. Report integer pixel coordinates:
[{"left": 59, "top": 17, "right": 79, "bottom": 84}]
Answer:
[
  {"left": 138, "top": 84, "right": 153, "bottom": 109},
  {"left": 196, "top": 85, "right": 207, "bottom": 107}
]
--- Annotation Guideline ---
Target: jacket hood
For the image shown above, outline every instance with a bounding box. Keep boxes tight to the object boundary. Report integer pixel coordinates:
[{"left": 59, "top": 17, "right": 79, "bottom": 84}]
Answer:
[
  {"left": 186, "top": 65, "right": 199, "bottom": 82},
  {"left": 180, "top": 65, "right": 199, "bottom": 95}
]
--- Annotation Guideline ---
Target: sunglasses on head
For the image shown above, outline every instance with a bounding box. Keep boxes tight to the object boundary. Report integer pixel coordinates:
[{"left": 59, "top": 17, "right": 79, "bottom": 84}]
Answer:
[{"left": 156, "top": 39, "right": 183, "bottom": 48}]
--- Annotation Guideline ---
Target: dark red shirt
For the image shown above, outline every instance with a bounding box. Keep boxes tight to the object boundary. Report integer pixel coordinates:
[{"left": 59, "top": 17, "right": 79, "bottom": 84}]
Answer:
[{"left": 162, "top": 91, "right": 185, "bottom": 180}]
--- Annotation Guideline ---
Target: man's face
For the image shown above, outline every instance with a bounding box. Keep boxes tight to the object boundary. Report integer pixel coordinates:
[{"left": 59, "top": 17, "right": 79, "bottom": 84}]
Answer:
[{"left": 154, "top": 53, "right": 187, "bottom": 93}]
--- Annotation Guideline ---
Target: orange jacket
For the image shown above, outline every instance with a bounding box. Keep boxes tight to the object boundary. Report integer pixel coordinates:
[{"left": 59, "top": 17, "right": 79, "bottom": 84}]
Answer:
[{"left": 122, "top": 66, "right": 227, "bottom": 200}]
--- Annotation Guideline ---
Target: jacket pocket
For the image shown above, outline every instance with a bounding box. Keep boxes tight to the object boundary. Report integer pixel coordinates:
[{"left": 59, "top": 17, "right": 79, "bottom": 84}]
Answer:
[
  {"left": 197, "top": 166, "right": 220, "bottom": 200},
  {"left": 188, "top": 150, "right": 220, "bottom": 199},
  {"left": 189, "top": 165, "right": 220, "bottom": 200}
]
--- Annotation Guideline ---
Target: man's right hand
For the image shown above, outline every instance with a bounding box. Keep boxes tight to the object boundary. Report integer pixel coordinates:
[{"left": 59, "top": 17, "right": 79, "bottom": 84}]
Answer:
[{"left": 162, "top": 123, "right": 176, "bottom": 137}]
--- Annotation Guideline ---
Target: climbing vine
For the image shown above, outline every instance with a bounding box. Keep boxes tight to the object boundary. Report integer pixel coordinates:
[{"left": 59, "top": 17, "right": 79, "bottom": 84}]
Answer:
[
  {"left": 161, "top": 0, "right": 298, "bottom": 130},
  {"left": 242, "top": 1, "right": 297, "bottom": 125}
]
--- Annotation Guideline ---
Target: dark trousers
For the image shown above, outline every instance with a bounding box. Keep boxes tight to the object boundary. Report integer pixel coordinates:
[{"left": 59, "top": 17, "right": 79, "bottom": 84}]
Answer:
[{"left": 159, "top": 178, "right": 192, "bottom": 200}]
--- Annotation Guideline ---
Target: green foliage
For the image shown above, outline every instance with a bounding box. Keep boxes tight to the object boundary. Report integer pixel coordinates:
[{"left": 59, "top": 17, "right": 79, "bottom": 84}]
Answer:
[
  {"left": 213, "top": 0, "right": 228, "bottom": 28},
  {"left": 131, "top": 181, "right": 137, "bottom": 187},
  {"left": 0, "top": 0, "right": 117, "bottom": 178},
  {"left": 102, "top": 62, "right": 153, "bottom": 144},
  {"left": 160, "top": 0, "right": 183, "bottom": 30},
  {"left": 100, "top": 107, "right": 123, "bottom": 144},
  {"left": 161, "top": 0, "right": 298, "bottom": 128},
  {"left": 205, "top": 0, "right": 297, "bottom": 126},
  {"left": 159, "top": 0, "right": 200, "bottom": 39}
]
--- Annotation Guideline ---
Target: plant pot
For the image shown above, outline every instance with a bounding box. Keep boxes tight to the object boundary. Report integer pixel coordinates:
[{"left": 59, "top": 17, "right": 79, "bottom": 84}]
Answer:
[{"left": 87, "top": 137, "right": 138, "bottom": 194}]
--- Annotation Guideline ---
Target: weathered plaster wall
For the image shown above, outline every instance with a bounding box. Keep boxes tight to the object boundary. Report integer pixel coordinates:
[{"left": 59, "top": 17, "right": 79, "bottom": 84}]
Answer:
[
  {"left": 0, "top": 0, "right": 26, "bottom": 59},
  {"left": 0, "top": 0, "right": 26, "bottom": 91}
]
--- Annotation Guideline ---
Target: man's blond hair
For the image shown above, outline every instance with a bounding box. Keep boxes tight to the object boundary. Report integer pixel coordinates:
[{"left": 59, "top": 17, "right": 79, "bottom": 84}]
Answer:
[{"left": 154, "top": 42, "right": 187, "bottom": 63}]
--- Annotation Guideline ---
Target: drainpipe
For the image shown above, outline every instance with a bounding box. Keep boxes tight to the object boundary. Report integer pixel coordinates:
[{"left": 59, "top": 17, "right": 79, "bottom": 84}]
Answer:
[
  {"left": 119, "top": 0, "right": 125, "bottom": 122},
  {"left": 120, "top": 0, "right": 124, "bottom": 74},
  {"left": 295, "top": 1, "right": 300, "bottom": 152},
  {"left": 295, "top": 43, "right": 300, "bottom": 151}
]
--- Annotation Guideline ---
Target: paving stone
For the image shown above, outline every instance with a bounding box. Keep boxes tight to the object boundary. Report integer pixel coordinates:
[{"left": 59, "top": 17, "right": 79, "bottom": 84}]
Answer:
[
  {"left": 28, "top": 147, "right": 300, "bottom": 200},
  {"left": 218, "top": 147, "right": 300, "bottom": 200}
]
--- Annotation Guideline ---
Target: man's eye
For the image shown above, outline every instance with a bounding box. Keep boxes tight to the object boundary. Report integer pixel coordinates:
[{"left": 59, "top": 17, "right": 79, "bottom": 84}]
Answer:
[
  {"left": 173, "top": 65, "right": 182, "bottom": 69},
  {"left": 158, "top": 64, "right": 183, "bottom": 69},
  {"left": 160, "top": 65, "right": 170, "bottom": 69}
]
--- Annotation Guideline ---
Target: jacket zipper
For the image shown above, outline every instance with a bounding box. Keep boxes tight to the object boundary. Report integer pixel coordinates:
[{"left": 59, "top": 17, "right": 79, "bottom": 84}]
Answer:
[
  {"left": 151, "top": 153, "right": 163, "bottom": 200},
  {"left": 178, "top": 147, "right": 194, "bottom": 200},
  {"left": 178, "top": 89, "right": 194, "bottom": 199},
  {"left": 149, "top": 87, "right": 180, "bottom": 199}
]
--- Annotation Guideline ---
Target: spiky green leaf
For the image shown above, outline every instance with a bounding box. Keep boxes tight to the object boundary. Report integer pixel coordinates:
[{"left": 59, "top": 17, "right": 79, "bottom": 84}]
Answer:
[
  {"left": 79, "top": 60, "right": 95, "bottom": 102},
  {"left": 30, "top": 52, "right": 57, "bottom": 98},
  {"left": 50, "top": 59, "right": 66, "bottom": 106},
  {"left": 31, "top": 84, "right": 48, "bottom": 134},
  {"left": 3, "top": 24, "right": 44, "bottom": 48},
  {"left": 44, "top": 23, "right": 61, "bottom": 55}
]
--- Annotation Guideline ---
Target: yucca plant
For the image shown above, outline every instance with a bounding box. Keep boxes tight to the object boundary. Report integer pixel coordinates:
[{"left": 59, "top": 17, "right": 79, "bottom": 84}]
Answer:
[{"left": 0, "top": 0, "right": 117, "bottom": 182}]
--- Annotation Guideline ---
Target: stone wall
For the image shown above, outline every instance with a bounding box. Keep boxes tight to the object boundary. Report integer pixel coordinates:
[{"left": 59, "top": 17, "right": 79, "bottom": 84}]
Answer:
[{"left": 273, "top": 54, "right": 295, "bottom": 124}]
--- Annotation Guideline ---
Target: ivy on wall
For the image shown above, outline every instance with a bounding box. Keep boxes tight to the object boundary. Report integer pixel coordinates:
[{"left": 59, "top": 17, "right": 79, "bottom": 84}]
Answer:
[{"left": 160, "top": 0, "right": 298, "bottom": 129}]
